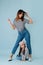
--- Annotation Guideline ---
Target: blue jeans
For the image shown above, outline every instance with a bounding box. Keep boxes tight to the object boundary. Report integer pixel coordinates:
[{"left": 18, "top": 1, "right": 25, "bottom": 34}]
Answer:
[{"left": 12, "top": 28, "right": 32, "bottom": 54}]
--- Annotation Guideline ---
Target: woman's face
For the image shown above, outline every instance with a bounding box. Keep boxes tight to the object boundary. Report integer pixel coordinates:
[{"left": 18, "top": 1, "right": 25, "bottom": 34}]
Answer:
[{"left": 18, "top": 12, "right": 23, "bottom": 19}]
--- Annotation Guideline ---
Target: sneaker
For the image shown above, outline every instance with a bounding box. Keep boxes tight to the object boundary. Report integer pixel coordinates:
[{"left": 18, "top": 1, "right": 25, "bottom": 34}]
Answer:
[
  {"left": 17, "top": 54, "right": 21, "bottom": 57},
  {"left": 8, "top": 54, "right": 13, "bottom": 61},
  {"left": 8, "top": 57, "right": 12, "bottom": 61},
  {"left": 29, "top": 57, "right": 32, "bottom": 62}
]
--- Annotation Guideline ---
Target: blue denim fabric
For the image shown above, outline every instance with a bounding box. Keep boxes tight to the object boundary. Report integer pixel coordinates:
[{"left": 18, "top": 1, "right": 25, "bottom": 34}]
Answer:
[{"left": 12, "top": 28, "right": 32, "bottom": 54}]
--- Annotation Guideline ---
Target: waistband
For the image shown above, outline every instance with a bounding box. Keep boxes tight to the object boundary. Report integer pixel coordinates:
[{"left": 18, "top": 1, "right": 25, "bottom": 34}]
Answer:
[{"left": 18, "top": 28, "right": 28, "bottom": 34}]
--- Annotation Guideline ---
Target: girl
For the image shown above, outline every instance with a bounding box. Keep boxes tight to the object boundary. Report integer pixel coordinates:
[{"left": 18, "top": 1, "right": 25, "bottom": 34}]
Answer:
[
  {"left": 18, "top": 41, "right": 29, "bottom": 61},
  {"left": 8, "top": 9, "right": 32, "bottom": 61}
]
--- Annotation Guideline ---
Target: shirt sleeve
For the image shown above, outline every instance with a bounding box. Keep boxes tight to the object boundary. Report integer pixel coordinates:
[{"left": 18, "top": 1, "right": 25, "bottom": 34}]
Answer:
[{"left": 24, "top": 18, "right": 29, "bottom": 24}]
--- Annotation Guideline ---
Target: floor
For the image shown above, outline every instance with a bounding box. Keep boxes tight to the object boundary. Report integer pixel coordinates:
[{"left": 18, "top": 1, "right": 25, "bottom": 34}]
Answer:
[{"left": 0, "top": 55, "right": 43, "bottom": 65}]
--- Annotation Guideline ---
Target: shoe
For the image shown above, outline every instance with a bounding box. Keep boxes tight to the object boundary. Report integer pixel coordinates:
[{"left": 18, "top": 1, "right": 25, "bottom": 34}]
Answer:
[
  {"left": 8, "top": 57, "right": 12, "bottom": 61},
  {"left": 17, "top": 54, "right": 21, "bottom": 57},
  {"left": 25, "top": 58, "right": 28, "bottom": 61},
  {"left": 29, "top": 57, "right": 32, "bottom": 62},
  {"left": 8, "top": 54, "right": 13, "bottom": 61},
  {"left": 8, "top": 56, "right": 12, "bottom": 61},
  {"left": 8, "top": 59, "right": 12, "bottom": 61}
]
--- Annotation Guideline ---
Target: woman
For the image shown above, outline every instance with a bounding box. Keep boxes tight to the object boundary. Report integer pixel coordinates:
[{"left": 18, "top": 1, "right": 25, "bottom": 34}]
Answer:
[{"left": 8, "top": 9, "right": 33, "bottom": 61}]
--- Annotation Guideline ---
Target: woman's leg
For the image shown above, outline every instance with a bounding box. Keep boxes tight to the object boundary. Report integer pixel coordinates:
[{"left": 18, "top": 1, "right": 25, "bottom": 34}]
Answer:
[
  {"left": 25, "top": 31, "right": 32, "bottom": 61},
  {"left": 12, "top": 34, "right": 24, "bottom": 54},
  {"left": 8, "top": 34, "right": 24, "bottom": 61}
]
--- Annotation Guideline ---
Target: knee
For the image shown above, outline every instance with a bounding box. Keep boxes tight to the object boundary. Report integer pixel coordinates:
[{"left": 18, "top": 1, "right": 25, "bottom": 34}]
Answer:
[{"left": 26, "top": 31, "right": 30, "bottom": 38}]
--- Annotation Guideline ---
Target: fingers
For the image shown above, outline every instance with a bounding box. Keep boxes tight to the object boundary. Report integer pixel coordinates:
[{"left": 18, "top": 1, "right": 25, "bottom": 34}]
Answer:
[
  {"left": 25, "top": 12, "right": 29, "bottom": 17},
  {"left": 8, "top": 18, "right": 10, "bottom": 22}
]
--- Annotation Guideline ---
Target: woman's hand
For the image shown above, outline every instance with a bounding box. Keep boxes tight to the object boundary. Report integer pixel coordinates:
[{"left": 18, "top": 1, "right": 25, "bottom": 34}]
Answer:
[
  {"left": 29, "top": 18, "right": 33, "bottom": 24},
  {"left": 8, "top": 18, "right": 16, "bottom": 29},
  {"left": 25, "top": 12, "right": 29, "bottom": 17},
  {"left": 8, "top": 18, "right": 11, "bottom": 21},
  {"left": 8, "top": 18, "right": 11, "bottom": 24},
  {"left": 25, "top": 12, "right": 33, "bottom": 24}
]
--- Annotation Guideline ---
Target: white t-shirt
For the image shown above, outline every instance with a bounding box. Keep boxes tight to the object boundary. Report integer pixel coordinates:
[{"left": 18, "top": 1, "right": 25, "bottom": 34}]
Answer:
[{"left": 13, "top": 18, "right": 29, "bottom": 32}]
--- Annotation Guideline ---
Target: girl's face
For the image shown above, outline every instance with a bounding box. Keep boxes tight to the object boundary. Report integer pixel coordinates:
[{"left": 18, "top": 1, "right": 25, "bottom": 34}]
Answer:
[
  {"left": 18, "top": 12, "right": 23, "bottom": 19},
  {"left": 20, "top": 43, "right": 25, "bottom": 49}
]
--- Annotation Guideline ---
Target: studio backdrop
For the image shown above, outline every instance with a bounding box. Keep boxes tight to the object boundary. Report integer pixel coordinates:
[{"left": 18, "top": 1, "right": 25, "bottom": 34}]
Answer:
[{"left": 0, "top": 0, "right": 43, "bottom": 58}]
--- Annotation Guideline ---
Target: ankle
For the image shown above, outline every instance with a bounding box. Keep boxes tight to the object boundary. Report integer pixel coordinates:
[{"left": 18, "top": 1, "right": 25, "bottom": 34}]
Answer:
[
  {"left": 29, "top": 54, "right": 32, "bottom": 58},
  {"left": 10, "top": 54, "right": 13, "bottom": 58}
]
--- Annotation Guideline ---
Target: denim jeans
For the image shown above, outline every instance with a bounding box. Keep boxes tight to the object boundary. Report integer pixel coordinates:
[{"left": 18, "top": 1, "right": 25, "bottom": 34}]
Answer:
[{"left": 12, "top": 28, "right": 32, "bottom": 55}]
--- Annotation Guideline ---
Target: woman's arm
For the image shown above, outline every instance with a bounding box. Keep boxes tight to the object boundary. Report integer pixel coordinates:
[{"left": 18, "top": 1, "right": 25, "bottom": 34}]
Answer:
[
  {"left": 28, "top": 16, "right": 33, "bottom": 24},
  {"left": 25, "top": 12, "right": 33, "bottom": 24},
  {"left": 8, "top": 19, "right": 16, "bottom": 29}
]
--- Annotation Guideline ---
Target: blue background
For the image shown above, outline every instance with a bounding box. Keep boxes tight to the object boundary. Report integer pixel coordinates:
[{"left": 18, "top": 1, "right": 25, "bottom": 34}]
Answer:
[{"left": 0, "top": 0, "right": 43, "bottom": 60}]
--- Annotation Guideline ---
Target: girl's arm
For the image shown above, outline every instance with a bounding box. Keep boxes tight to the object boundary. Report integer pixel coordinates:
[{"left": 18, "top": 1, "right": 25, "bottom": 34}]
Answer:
[
  {"left": 8, "top": 19, "right": 16, "bottom": 29},
  {"left": 25, "top": 12, "right": 33, "bottom": 24},
  {"left": 18, "top": 47, "right": 22, "bottom": 56}
]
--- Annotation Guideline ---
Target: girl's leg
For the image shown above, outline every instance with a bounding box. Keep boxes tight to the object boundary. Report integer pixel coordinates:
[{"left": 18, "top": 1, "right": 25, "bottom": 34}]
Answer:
[{"left": 8, "top": 34, "right": 24, "bottom": 61}]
